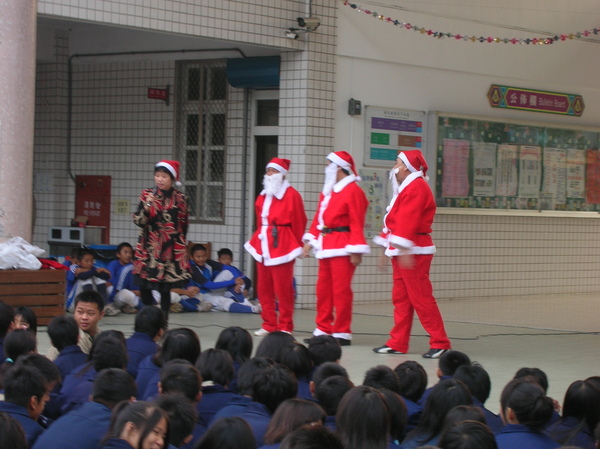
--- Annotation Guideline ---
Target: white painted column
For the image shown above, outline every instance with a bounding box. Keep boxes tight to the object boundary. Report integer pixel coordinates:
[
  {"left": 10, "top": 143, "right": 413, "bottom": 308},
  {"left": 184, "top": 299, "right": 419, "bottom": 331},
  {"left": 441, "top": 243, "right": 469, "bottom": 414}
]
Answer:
[{"left": 0, "top": 0, "right": 37, "bottom": 242}]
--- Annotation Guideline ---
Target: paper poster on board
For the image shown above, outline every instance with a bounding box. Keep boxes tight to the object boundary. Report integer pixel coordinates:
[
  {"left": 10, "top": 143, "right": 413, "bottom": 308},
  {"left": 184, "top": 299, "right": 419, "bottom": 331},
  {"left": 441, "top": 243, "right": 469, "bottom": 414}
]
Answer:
[
  {"left": 518, "top": 146, "right": 542, "bottom": 198},
  {"left": 543, "top": 148, "right": 567, "bottom": 204},
  {"left": 472, "top": 142, "right": 497, "bottom": 196}
]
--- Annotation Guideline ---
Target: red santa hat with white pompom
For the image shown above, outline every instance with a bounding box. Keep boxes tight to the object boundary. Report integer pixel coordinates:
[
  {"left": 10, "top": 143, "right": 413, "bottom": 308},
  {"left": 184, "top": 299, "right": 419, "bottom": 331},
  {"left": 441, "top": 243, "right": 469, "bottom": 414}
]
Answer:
[
  {"left": 326, "top": 151, "right": 361, "bottom": 180},
  {"left": 155, "top": 160, "right": 182, "bottom": 186}
]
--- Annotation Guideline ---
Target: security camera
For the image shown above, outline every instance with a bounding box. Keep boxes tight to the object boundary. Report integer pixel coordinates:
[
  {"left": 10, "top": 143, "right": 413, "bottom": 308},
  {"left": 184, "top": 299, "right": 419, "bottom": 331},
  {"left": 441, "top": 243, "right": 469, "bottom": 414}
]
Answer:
[
  {"left": 297, "top": 17, "right": 320, "bottom": 31},
  {"left": 286, "top": 29, "right": 299, "bottom": 39}
]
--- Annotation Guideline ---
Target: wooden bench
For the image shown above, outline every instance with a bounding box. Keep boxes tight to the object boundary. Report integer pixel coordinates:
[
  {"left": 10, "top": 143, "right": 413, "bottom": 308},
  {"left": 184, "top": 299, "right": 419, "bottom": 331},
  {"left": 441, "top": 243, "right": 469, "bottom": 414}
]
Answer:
[{"left": 0, "top": 269, "right": 66, "bottom": 326}]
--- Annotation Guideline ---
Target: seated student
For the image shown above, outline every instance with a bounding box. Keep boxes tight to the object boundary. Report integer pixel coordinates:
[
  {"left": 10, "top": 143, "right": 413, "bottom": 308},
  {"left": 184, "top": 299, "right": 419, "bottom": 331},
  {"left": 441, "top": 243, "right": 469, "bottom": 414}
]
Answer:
[
  {"left": 238, "top": 363, "right": 298, "bottom": 447},
  {"left": 315, "top": 374, "right": 353, "bottom": 430},
  {"left": 217, "top": 248, "right": 252, "bottom": 301},
  {"left": 125, "top": 306, "right": 165, "bottom": 378},
  {"left": 419, "top": 350, "right": 471, "bottom": 406},
  {"left": 279, "top": 425, "right": 343, "bottom": 449},
  {"left": 394, "top": 361, "right": 427, "bottom": 433},
  {"left": 107, "top": 242, "right": 141, "bottom": 314},
  {"left": 31, "top": 368, "right": 137, "bottom": 449},
  {"left": 454, "top": 363, "right": 504, "bottom": 434},
  {"left": 0, "top": 301, "right": 15, "bottom": 361},
  {"left": 262, "top": 399, "right": 326, "bottom": 449},
  {"left": 0, "top": 410, "right": 28, "bottom": 449},
  {"left": 189, "top": 244, "right": 261, "bottom": 314},
  {"left": 46, "top": 316, "right": 87, "bottom": 383},
  {"left": 0, "top": 329, "right": 37, "bottom": 390},
  {"left": 13, "top": 307, "right": 38, "bottom": 335},
  {"left": 513, "top": 367, "right": 560, "bottom": 426},
  {"left": 154, "top": 394, "right": 196, "bottom": 449},
  {"left": 195, "top": 349, "right": 236, "bottom": 425},
  {"left": 65, "top": 248, "right": 114, "bottom": 315},
  {"left": 0, "top": 365, "right": 49, "bottom": 447},
  {"left": 196, "top": 417, "right": 256, "bottom": 449},
  {"left": 47, "top": 291, "right": 105, "bottom": 361},
  {"left": 439, "top": 420, "right": 498, "bottom": 449},
  {"left": 379, "top": 389, "right": 408, "bottom": 447},
  {"left": 305, "top": 335, "right": 342, "bottom": 371},
  {"left": 276, "top": 342, "right": 313, "bottom": 400},
  {"left": 363, "top": 365, "right": 402, "bottom": 395},
  {"left": 214, "top": 326, "right": 253, "bottom": 394},
  {"left": 209, "top": 357, "right": 276, "bottom": 425},
  {"left": 495, "top": 378, "right": 559, "bottom": 449},
  {"left": 545, "top": 379, "right": 599, "bottom": 449},
  {"left": 255, "top": 331, "right": 296, "bottom": 360}
]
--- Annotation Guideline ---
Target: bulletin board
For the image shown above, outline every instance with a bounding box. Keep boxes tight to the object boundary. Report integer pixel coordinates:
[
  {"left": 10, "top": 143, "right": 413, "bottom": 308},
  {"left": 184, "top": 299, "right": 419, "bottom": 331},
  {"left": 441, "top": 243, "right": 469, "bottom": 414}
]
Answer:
[
  {"left": 434, "top": 113, "right": 600, "bottom": 211},
  {"left": 364, "top": 107, "right": 426, "bottom": 168}
]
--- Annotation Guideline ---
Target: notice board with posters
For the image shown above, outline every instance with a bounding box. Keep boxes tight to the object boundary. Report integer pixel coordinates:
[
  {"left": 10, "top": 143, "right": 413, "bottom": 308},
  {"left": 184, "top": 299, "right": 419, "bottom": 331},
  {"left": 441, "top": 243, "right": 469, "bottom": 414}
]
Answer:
[{"left": 434, "top": 113, "right": 600, "bottom": 211}]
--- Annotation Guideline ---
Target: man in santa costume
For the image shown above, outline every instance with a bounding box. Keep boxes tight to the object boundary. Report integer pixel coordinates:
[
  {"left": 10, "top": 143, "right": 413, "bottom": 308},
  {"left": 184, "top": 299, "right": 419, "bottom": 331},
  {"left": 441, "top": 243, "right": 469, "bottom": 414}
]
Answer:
[
  {"left": 302, "top": 151, "right": 369, "bottom": 346},
  {"left": 372, "top": 150, "right": 451, "bottom": 358},
  {"left": 245, "top": 157, "right": 307, "bottom": 336}
]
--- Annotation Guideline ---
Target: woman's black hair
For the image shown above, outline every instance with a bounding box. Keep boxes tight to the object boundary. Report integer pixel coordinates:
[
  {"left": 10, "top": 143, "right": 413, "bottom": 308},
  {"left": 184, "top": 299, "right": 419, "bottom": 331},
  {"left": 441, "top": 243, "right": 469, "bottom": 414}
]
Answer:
[
  {"left": 215, "top": 326, "right": 253, "bottom": 364},
  {"left": 264, "top": 398, "right": 326, "bottom": 444},
  {"left": 550, "top": 379, "right": 600, "bottom": 445},
  {"left": 154, "top": 165, "right": 175, "bottom": 180},
  {"left": 195, "top": 349, "right": 234, "bottom": 386},
  {"left": 0, "top": 411, "right": 27, "bottom": 449},
  {"left": 500, "top": 378, "right": 554, "bottom": 431},
  {"left": 0, "top": 329, "right": 37, "bottom": 389},
  {"left": 255, "top": 331, "right": 296, "bottom": 360},
  {"left": 379, "top": 389, "right": 408, "bottom": 443},
  {"left": 154, "top": 328, "right": 201, "bottom": 367},
  {"left": 106, "top": 400, "right": 169, "bottom": 449}
]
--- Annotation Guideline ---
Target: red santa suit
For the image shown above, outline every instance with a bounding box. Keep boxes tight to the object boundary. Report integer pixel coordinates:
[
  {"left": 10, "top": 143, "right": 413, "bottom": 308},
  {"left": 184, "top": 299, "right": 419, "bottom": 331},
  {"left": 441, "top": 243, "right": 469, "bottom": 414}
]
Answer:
[
  {"left": 245, "top": 161, "right": 306, "bottom": 333},
  {"left": 373, "top": 152, "right": 451, "bottom": 353},
  {"left": 304, "top": 152, "right": 369, "bottom": 341}
]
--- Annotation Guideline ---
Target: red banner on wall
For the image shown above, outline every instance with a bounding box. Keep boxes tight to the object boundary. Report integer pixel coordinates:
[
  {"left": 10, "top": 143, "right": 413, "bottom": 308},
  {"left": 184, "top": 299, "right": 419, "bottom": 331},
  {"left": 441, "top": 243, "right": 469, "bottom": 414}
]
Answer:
[{"left": 487, "top": 85, "right": 584, "bottom": 117}]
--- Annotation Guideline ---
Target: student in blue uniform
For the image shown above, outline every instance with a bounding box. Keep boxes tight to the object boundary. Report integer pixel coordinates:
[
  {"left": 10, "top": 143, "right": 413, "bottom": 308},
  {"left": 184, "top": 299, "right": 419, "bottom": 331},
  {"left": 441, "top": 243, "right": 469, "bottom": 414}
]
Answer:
[
  {"left": 217, "top": 248, "right": 252, "bottom": 301},
  {"left": 107, "top": 242, "right": 141, "bottom": 314},
  {"left": 65, "top": 248, "right": 112, "bottom": 314},
  {"left": 495, "top": 378, "right": 560, "bottom": 449},
  {"left": 276, "top": 342, "right": 314, "bottom": 400},
  {"left": 47, "top": 316, "right": 87, "bottom": 382},
  {"left": 194, "top": 349, "right": 236, "bottom": 425},
  {"left": 394, "top": 361, "right": 427, "bottom": 433},
  {"left": 314, "top": 374, "right": 353, "bottom": 431},
  {"left": 154, "top": 395, "right": 196, "bottom": 449},
  {"left": 214, "top": 326, "right": 253, "bottom": 394},
  {"left": 125, "top": 306, "right": 165, "bottom": 378},
  {"left": 262, "top": 399, "right": 326, "bottom": 449},
  {"left": 418, "top": 350, "right": 471, "bottom": 406}
]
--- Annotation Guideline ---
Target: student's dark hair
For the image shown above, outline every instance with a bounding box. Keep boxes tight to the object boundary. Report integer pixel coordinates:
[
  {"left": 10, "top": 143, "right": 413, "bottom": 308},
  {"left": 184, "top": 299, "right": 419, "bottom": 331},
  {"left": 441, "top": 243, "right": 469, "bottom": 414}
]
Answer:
[
  {"left": 154, "top": 328, "right": 201, "bottom": 368},
  {"left": 280, "top": 425, "right": 343, "bottom": 449},
  {"left": 595, "top": 421, "right": 600, "bottom": 445},
  {"left": 3, "top": 364, "right": 47, "bottom": 408},
  {"left": 252, "top": 363, "right": 298, "bottom": 414},
  {"left": 0, "top": 329, "right": 37, "bottom": 388},
  {"left": 453, "top": 363, "right": 492, "bottom": 404},
  {"left": 439, "top": 350, "right": 471, "bottom": 376},
  {"left": 438, "top": 420, "right": 498, "bottom": 449},
  {"left": 154, "top": 165, "right": 175, "bottom": 180},
  {"left": 315, "top": 375, "right": 353, "bottom": 416},
  {"left": 92, "top": 368, "right": 137, "bottom": 408},
  {"left": 92, "top": 335, "right": 129, "bottom": 372},
  {"left": 215, "top": 326, "right": 252, "bottom": 364},
  {"left": 277, "top": 341, "right": 313, "bottom": 379},
  {"left": 14, "top": 306, "right": 37, "bottom": 334},
  {"left": 196, "top": 416, "right": 257, "bottom": 449},
  {"left": 513, "top": 367, "right": 549, "bottom": 392},
  {"left": 15, "top": 353, "right": 61, "bottom": 385},
  {"left": 441, "top": 405, "right": 486, "bottom": 435},
  {"left": 47, "top": 315, "right": 79, "bottom": 351},
  {"left": 77, "top": 331, "right": 126, "bottom": 377},
  {"left": 380, "top": 389, "right": 408, "bottom": 443},
  {"left": 264, "top": 398, "right": 326, "bottom": 444},
  {"left": 336, "top": 385, "right": 390, "bottom": 449},
  {"left": 236, "top": 356, "right": 276, "bottom": 397},
  {"left": 74, "top": 290, "right": 105, "bottom": 313},
  {"left": 363, "top": 365, "right": 401, "bottom": 394},
  {"left": 406, "top": 378, "right": 473, "bottom": 445},
  {"left": 306, "top": 335, "right": 341, "bottom": 366},
  {"left": 217, "top": 248, "right": 233, "bottom": 258},
  {"left": 159, "top": 359, "right": 201, "bottom": 402},
  {"left": 116, "top": 242, "right": 133, "bottom": 253},
  {"left": 134, "top": 306, "right": 167, "bottom": 337},
  {"left": 106, "top": 401, "right": 169, "bottom": 449},
  {"left": 0, "top": 411, "right": 27, "bottom": 449},
  {"left": 77, "top": 247, "right": 94, "bottom": 260},
  {"left": 0, "top": 302, "right": 15, "bottom": 339},
  {"left": 311, "top": 361, "right": 349, "bottom": 391},
  {"left": 551, "top": 379, "right": 600, "bottom": 446},
  {"left": 394, "top": 360, "right": 428, "bottom": 403},
  {"left": 500, "top": 378, "right": 554, "bottom": 431},
  {"left": 254, "top": 331, "right": 296, "bottom": 360},
  {"left": 154, "top": 394, "right": 196, "bottom": 448},
  {"left": 195, "top": 348, "right": 234, "bottom": 387},
  {"left": 190, "top": 244, "right": 207, "bottom": 255}
]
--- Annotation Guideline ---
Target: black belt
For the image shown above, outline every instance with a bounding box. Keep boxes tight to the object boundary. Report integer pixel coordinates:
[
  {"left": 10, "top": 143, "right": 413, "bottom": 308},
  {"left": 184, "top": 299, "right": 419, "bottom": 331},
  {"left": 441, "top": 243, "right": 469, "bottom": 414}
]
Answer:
[
  {"left": 270, "top": 224, "right": 290, "bottom": 248},
  {"left": 321, "top": 226, "right": 350, "bottom": 235},
  {"left": 417, "top": 233, "right": 430, "bottom": 235}
]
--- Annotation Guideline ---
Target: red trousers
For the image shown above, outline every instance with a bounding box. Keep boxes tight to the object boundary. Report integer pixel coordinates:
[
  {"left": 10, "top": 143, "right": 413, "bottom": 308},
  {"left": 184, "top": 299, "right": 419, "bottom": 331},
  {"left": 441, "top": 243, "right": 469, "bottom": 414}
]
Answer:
[
  {"left": 315, "top": 256, "right": 356, "bottom": 337},
  {"left": 386, "top": 255, "right": 451, "bottom": 353},
  {"left": 256, "top": 260, "right": 296, "bottom": 333}
]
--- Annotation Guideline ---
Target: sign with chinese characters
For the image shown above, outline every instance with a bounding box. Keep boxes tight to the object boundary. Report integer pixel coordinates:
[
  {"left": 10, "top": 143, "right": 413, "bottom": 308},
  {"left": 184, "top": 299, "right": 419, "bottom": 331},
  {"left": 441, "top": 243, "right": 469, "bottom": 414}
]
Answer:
[{"left": 487, "top": 85, "right": 584, "bottom": 117}]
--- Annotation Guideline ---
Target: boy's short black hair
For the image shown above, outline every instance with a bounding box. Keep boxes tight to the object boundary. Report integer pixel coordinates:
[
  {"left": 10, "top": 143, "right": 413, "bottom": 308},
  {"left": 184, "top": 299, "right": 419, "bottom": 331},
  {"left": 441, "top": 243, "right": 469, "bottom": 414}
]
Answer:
[
  {"left": 439, "top": 350, "right": 471, "bottom": 376},
  {"left": 134, "top": 306, "right": 167, "bottom": 337},
  {"left": 159, "top": 359, "right": 201, "bottom": 402},
  {"left": 280, "top": 425, "right": 343, "bottom": 449},
  {"left": 92, "top": 336, "right": 128, "bottom": 372},
  {"left": 453, "top": 363, "right": 492, "bottom": 404},
  {"left": 513, "top": 367, "right": 549, "bottom": 393},
  {"left": 195, "top": 349, "right": 234, "bottom": 387},
  {"left": 315, "top": 375, "right": 353, "bottom": 416},
  {"left": 16, "top": 353, "right": 61, "bottom": 385},
  {"left": 217, "top": 248, "right": 233, "bottom": 258},
  {"left": 74, "top": 290, "right": 105, "bottom": 313},
  {"left": 311, "top": 362, "right": 349, "bottom": 391},
  {"left": 154, "top": 394, "right": 197, "bottom": 448},
  {"left": 252, "top": 363, "right": 298, "bottom": 414},
  {"left": 0, "top": 301, "right": 15, "bottom": 338},
  {"left": 190, "top": 244, "right": 207, "bottom": 255},
  {"left": 77, "top": 248, "right": 94, "bottom": 260},
  {"left": 116, "top": 242, "right": 133, "bottom": 254},
  {"left": 307, "top": 335, "right": 342, "bottom": 366},
  {"left": 277, "top": 342, "right": 313, "bottom": 379},
  {"left": 92, "top": 368, "right": 137, "bottom": 408},
  {"left": 236, "top": 357, "right": 276, "bottom": 397},
  {"left": 47, "top": 315, "right": 79, "bottom": 351},
  {"left": 394, "top": 360, "right": 428, "bottom": 403},
  {"left": 363, "top": 365, "right": 401, "bottom": 394},
  {"left": 3, "top": 365, "right": 47, "bottom": 408}
]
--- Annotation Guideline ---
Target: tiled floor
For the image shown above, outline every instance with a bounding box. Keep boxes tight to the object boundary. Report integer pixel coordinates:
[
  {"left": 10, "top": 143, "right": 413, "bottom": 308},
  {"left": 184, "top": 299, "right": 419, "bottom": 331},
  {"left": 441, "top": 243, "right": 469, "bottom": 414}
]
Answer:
[{"left": 36, "top": 293, "right": 599, "bottom": 415}]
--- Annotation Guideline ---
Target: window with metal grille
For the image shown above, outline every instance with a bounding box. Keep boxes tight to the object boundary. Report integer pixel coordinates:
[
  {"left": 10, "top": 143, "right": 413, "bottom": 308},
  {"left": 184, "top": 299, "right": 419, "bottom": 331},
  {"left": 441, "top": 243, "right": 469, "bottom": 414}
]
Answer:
[{"left": 176, "top": 60, "right": 227, "bottom": 223}]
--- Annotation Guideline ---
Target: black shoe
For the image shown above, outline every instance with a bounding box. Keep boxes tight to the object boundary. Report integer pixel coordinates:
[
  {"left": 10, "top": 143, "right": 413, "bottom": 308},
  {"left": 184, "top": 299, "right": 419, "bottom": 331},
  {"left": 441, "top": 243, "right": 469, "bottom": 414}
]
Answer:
[
  {"left": 335, "top": 338, "right": 351, "bottom": 346},
  {"left": 422, "top": 348, "right": 449, "bottom": 359},
  {"left": 373, "top": 345, "right": 404, "bottom": 354}
]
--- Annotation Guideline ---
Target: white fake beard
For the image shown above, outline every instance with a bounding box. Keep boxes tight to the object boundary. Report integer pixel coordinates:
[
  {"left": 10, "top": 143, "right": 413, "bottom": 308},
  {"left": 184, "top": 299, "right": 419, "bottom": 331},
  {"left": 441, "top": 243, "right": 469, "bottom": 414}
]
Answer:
[
  {"left": 322, "top": 163, "right": 338, "bottom": 195},
  {"left": 390, "top": 167, "right": 400, "bottom": 194},
  {"left": 263, "top": 172, "right": 284, "bottom": 197}
]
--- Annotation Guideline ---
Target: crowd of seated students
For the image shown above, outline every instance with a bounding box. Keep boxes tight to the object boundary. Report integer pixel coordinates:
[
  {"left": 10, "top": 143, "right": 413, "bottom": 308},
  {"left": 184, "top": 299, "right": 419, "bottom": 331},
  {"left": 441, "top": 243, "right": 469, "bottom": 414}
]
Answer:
[{"left": 0, "top": 297, "right": 599, "bottom": 449}]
